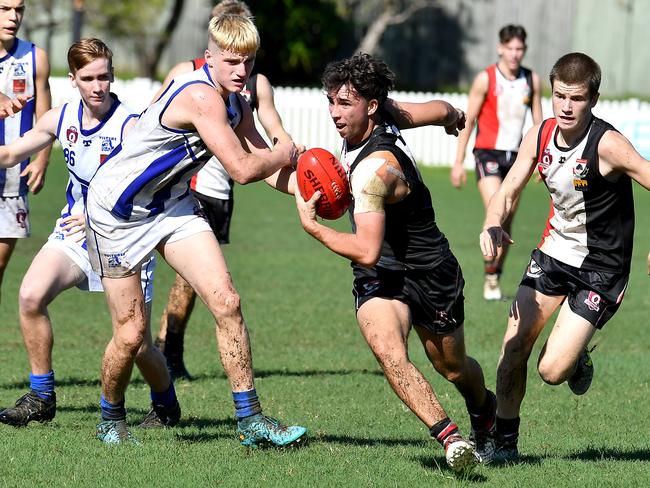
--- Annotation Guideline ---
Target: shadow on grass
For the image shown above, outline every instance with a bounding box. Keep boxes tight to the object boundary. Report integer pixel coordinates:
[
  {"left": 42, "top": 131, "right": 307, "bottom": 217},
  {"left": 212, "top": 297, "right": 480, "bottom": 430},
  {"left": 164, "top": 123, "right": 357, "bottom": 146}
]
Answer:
[
  {"left": 413, "top": 455, "right": 488, "bottom": 482},
  {"left": 316, "top": 433, "right": 427, "bottom": 448},
  {"left": 564, "top": 446, "right": 650, "bottom": 462},
  {"left": 0, "top": 368, "right": 383, "bottom": 391}
]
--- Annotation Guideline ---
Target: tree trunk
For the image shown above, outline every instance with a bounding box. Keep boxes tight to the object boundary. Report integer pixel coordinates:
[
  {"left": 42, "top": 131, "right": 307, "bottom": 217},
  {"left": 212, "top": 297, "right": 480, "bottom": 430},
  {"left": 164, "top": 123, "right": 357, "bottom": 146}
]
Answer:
[{"left": 142, "top": 0, "right": 185, "bottom": 79}]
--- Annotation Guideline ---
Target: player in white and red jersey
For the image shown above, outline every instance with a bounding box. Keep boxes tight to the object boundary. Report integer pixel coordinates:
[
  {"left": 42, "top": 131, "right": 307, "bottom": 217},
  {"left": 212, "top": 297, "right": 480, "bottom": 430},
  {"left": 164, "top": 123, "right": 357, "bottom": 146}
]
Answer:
[
  {"left": 452, "top": 25, "right": 542, "bottom": 300},
  {"left": 0, "top": 39, "right": 178, "bottom": 430},
  {"left": 151, "top": 1, "right": 293, "bottom": 381},
  {"left": 0, "top": 0, "right": 52, "bottom": 303},
  {"left": 480, "top": 53, "right": 650, "bottom": 462}
]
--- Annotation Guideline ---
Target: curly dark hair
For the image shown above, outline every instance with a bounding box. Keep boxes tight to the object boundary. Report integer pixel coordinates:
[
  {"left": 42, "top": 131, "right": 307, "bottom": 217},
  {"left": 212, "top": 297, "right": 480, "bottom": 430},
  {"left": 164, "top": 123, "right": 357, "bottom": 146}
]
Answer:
[{"left": 321, "top": 53, "right": 395, "bottom": 104}]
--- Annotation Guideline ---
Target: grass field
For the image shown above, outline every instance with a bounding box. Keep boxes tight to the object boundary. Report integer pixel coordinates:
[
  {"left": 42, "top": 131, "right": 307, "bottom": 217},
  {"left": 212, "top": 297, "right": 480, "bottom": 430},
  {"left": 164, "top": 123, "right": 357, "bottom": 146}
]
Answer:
[{"left": 0, "top": 149, "right": 648, "bottom": 487}]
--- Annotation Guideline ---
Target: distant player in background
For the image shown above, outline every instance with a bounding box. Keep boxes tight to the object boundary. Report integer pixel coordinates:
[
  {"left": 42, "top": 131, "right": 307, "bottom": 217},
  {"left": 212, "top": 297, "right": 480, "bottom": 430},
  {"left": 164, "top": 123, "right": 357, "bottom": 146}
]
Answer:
[
  {"left": 480, "top": 53, "right": 650, "bottom": 463},
  {"left": 85, "top": 15, "right": 306, "bottom": 445},
  {"left": 0, "top": 39, "right": 179, "bottom": 431},
  {"left": 452, "top": 25, "right": 542, "bottom": 300},
  {"left": 295, "top": 53, "right": 496, "bottom": 474},
  {"left": 153, "top": 0, "right": 293, "bottom": 381},
  {"left": 0, "top": 0, "right": 52, "bottom": 302}
]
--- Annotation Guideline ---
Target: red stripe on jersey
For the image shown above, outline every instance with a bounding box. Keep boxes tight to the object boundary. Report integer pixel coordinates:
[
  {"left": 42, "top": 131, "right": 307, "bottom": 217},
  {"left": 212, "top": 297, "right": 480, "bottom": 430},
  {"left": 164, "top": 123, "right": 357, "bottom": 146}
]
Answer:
[
  {"left": 536, "top": 119, "right": 559, "bottom": 249},
  {"left": 538, "top": 198, "right": 555, "bottom": 248},
  {"left": 475, "top": 65, "right": 499, "bottom": 149},
  {"left": 192, "top": 57, "right": 207, "bottom": 70},
  {"left": 190, "top": 173, "right": 198, "bottom": 191}
]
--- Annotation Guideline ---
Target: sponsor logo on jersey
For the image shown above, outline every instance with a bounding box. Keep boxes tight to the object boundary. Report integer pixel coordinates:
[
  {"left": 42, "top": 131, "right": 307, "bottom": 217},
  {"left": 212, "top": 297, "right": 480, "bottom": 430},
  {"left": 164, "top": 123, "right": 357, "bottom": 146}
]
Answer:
[
  {"left": 584, "top": 291, "right": 602, "bottom": 312},
  {"left": 526, "top": 259, "right": 543, "bottom": 278},
  {"left": 66, "top": 126, "right": 79, "bottom": 144},
  {"left": 12, "top": 78, "right": 25, "bottom": 93},
  {"left": 573, "top": 159, "right": 589, "bottom": 190},
  {"left": 105, "top": 252, "right": 125, "bottom": 268}
]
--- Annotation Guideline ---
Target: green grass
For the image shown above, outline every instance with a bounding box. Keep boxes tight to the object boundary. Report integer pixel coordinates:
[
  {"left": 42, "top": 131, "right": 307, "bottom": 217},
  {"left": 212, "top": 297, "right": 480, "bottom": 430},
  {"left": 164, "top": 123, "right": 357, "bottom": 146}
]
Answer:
[{"left": 0, "top": 150, "right": 649, "bottom": 487}]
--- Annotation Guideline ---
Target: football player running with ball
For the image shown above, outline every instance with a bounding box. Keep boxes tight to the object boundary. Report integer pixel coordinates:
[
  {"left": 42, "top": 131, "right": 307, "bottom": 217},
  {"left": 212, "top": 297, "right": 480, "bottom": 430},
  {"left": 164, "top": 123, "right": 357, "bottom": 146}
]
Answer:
[
  {"left": 480, "top": 53, "right": 650, "bottom": 463},
  {"left": 295, "top": 53, "right": 496, "bottom": 474}
]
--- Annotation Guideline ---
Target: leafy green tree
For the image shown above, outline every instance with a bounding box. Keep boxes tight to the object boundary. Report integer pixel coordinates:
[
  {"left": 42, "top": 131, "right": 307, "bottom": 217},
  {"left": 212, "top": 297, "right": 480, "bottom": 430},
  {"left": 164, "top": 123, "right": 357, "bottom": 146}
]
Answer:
[{"left": 85, "top": 0, "right": 185, "bottom": 78}]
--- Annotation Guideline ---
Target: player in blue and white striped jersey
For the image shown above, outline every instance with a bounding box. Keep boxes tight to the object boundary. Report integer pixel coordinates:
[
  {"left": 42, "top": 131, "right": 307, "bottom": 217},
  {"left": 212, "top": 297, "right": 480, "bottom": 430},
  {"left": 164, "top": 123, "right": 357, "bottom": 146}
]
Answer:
[
  {"left": 85, "top": 14, "right": 305, "bottom": 446},
  {"left": 0, "top": 0, "right": 52, "bottom": 302},
  {"left": 0, "top": 39, "right": 179, "bottom": 432}
]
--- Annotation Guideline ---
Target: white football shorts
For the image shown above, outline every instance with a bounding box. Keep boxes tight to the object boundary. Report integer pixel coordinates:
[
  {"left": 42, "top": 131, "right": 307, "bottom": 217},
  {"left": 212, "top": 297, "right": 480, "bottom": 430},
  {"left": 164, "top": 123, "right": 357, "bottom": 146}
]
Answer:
[{"left": 0, "top": 195, "right": 30, "bottom": 238}]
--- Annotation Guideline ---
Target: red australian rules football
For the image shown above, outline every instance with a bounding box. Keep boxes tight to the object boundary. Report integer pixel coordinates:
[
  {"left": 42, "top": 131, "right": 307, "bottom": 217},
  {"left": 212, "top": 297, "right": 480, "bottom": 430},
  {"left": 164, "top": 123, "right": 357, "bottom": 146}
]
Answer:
[{"left": 296, "top": 148, "right": 351, "bottom": 220}]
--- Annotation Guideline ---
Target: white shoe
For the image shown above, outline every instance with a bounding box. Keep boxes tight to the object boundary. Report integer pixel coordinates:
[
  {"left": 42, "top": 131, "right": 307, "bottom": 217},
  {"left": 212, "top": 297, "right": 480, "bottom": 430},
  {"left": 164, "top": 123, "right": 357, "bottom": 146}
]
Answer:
[
  {"left": 444, "top": 436, "right": 481, "bottom": 474},
  {"left": 483, "top": 274, "right": 502, "bottom": 301}
]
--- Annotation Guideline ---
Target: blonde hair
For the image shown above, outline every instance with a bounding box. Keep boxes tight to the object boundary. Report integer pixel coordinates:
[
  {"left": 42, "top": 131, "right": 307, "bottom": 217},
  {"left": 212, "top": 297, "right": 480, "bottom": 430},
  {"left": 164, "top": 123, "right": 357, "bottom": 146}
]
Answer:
[
  {"left": 211, "top": 0, "right": 252, "bottom": 19},
  {"left": 208, "top": 14, "right": 259, "bottom": 54},
  {"left": 68, "top": 38, "right": 113, "bottom": 74}
]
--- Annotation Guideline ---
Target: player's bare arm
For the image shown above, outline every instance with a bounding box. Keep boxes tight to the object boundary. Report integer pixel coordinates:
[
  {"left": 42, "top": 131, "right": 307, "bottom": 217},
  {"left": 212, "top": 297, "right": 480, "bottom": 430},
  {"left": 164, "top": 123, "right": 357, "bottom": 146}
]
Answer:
[
  {"left": 383, "top": 98, "right": 466, "bottom": 135},
  {"left": 531, "top": 71, "right": 543, "bottom": 124},
  {"left": 168, "top": 83, "right": 296, "bottom": 184},
  {"left": 296, "top": 152, "right": 406, "bottom": 267},
  {"left": 479, "top": 124, "right": 539, "bottom": 257},
  {"left": 150, "top": 60, "right": 194, "bottom": 103},
  {"left": 452, "top": 71, "right": 489, "bottom": 188},
  {"left": 0, "top": 106, "right": 59, "bottom": 167},
  {"left": 255, "top": 73, "right": 292, "bottom": 144},
  {"left": 21, "top": 47, "right": 52, "bottom": 193},
  {"left": 598, "top": 130, "right": 650, "bottom": 190}
]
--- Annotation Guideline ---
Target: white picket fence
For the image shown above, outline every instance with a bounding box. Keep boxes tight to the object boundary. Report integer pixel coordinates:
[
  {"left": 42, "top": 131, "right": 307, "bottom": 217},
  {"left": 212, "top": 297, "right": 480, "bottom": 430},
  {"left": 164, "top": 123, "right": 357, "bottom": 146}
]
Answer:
[{"left": 49, "top": 77, "right": 650, "bottom": 166}]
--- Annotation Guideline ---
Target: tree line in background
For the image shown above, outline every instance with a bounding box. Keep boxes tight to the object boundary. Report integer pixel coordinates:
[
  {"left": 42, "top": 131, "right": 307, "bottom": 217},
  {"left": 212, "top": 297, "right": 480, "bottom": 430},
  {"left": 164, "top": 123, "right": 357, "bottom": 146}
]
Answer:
[{"left": 23, "top": 0, "right": 455, "bottom": 90}]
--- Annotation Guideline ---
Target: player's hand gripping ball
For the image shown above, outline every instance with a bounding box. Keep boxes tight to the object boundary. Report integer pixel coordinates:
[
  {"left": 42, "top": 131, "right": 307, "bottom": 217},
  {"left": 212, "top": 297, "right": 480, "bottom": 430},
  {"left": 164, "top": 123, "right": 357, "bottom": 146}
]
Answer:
[{"left": 296, "top": 148, "right": 351, "bottom": 220}]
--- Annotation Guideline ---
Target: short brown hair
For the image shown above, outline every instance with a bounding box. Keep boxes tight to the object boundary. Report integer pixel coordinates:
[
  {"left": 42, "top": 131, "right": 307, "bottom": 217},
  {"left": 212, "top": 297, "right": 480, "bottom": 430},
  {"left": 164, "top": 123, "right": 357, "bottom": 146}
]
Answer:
[
  {"left": 211, "top": 0, "right": 252, "bottom": 19},
  {"left": 499, "top": 25, "right": 527, "bottom": 44},
  {"left": 549, "top": 52, "right": 601, "bottom": 97},
  {"left": 68, "top": 38, "right": 113, "bottom": 74}
]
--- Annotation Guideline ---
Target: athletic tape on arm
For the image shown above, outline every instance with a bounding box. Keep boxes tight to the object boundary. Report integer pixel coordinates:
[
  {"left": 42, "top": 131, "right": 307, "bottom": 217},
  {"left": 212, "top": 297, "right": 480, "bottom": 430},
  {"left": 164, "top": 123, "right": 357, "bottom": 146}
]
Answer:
[{"left": 351, "top": 158, "right": 389, "bottom": 214}]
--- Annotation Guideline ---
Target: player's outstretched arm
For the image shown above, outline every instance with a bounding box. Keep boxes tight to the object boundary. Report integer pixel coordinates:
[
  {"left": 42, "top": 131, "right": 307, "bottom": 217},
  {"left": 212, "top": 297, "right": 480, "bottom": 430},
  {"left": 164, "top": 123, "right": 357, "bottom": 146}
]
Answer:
[
  {"left": 255, "top": 73, "right": 292, "bottom": 144},
  {"left": 0, "top": 107, "right": 59, "bottom": 168},
  {"left": 479, "top": 124, "right": 538, "bottom": 258},
  {"left": 383, "top": 98, "right": 465, "bottom": 135},
  {"left": 598, "top": 130, "right": 650, "bottom": 190},
  {"left": 451, "top": 71, "right": 489, "bottom": 189},
  {"left": 23, "top": 47, "right": 53, "bottom": 194},
  {"left": 179, "top": 84, "right": 297, "bottom": 184}
]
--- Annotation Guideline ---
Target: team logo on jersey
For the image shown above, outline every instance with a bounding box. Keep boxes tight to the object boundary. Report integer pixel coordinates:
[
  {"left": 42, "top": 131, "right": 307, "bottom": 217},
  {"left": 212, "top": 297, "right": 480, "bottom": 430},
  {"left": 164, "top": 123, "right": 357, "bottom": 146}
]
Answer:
[
  {"left": 537, "top": 149, "right": 552, "bottom": 176},
  {"left": 583, "top": 291, "right": 602, "bottom": 312},
  {"left": 100, "top": 136, "right": 116, "bottom": 153},
  {"left": 15, "top": 209, "right": 27, "bottom": 229},
  {"left": 66, "top": 126, "right": 79, "bottom": 144},
  {"left": 526, "top": 259, "right": 543, "bottom": 278},
  {"left": 105, "top": 252, "right": 125, "bottom": 268},
  {"left": 486, "top": 161, "right": 499, "bottom": 174},
  {"left": 82, "top": 140, "right": 92, "bottom": 147},
  {"left": 573, "top": 159, "right": 589, "bottom": 191},
  {"left": 13, "top": 63, "right": 26, "bottom": 76}
]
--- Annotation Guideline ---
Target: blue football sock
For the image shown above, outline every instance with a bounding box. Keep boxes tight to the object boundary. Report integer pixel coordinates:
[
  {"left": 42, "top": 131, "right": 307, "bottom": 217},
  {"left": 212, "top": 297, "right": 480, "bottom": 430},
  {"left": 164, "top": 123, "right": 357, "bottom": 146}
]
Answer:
[
  {"left": 29, "top": 371, "right": 55, "bottom": 400},
  {"left": 151, "top": 382, "right": 177, "bottom": 408},
  {"left": 232, "top": 389, "right": 262, "bottom": 420},
  {"left": 100, "top": 395, "right": 127, "bottom": 421}
]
